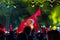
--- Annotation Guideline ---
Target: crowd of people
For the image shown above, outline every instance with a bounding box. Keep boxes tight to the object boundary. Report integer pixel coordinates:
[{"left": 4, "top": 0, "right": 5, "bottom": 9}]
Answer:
[{"left": 0, "top": 24, "right": 60, "bottom": 40}]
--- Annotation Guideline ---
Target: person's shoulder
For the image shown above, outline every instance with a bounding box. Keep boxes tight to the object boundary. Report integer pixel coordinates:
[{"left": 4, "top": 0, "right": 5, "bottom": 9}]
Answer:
[
  {"left": 20, "top": 32, "right": 25, "bottom": 35},
  {"left": 18, "top": 32, "right": 26, "bottom": 36}
]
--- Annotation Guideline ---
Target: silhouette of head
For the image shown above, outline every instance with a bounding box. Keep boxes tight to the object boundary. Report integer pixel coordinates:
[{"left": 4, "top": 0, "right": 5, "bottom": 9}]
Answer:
[
  {"left": 48, "top": 30, "right": 60, "bottom": 40},
  {"left": 0, "top": 24, "right": 4, "bottom": 28},
  {"left": 24, "top": 26, "right": 31, "bottom": 35}
]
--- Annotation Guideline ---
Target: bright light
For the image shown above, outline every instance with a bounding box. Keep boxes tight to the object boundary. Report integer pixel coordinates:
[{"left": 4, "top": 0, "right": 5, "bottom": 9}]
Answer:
[
  {"left": 7, "top": 5, "right": 10, "bottom": 8},
  {"left": 14, "top": 6, "right": 16, "bottom": 8},
  {"left": 57, "top": 27, "right": 60, "bottom": 32},
  {"left": 32, "top": 5, "right": 35, "bottom": 7},
  {"left": 5, "top": 31, "right": 9, "bottom": 34},
  {"left": 43, "top": 25, "right": 45, "bottom": 28},
  {"left": 40, "top": 4, "right": 44, "bottom": 7},
  {"left": 30, "top": 24, "right": 34, "bottom": 30},
  {"left": 50, "top": 25, "right": 52, "bottom": 28},
  {"left": 38, "top": 30, "right": 40, "bottom": 33},
  {"left": 52, "top": 26, "right": 57, "bottom": 30},
  {"left": 57, "top": 27, "right": 60, "bottom": 29}
]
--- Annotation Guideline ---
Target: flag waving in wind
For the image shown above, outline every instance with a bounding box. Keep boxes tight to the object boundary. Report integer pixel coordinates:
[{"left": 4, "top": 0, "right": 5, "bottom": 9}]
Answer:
[{"left": 16, "top": 7, "right": 41, "bottom": 34}]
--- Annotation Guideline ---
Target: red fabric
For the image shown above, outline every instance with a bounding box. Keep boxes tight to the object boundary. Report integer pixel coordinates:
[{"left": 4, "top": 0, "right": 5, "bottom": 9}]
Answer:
[
  {"left": 10, "top": 25, "right": 13, "bottom": 31},
  {"left": 16, "top": 8, "right": 41, "bottom": 34},
  {"left": 42, "top": 29, "right": 45, "bottom": 33},
  {"left": 0, "top": 27, "right": 6, "bottom": 33}
]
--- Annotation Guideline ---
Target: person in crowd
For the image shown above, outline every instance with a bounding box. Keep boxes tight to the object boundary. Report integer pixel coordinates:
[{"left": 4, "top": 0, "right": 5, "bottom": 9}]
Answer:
[
  {"left": 31, "top": 28, "right": 38, "bottom": 40},
  {"left": 6, "top": 31, "right": 16, "bottom": 40},
  {"left": 0, "top": 30, "right": 5, "bottom": 40},
  {"left": 36, "top": 28, "right": 47, "bottom": 40},
  {"left": 47, "top": 30, "right": 60, "bottom": 40},
  {"left": 36, "top": 32, "right": 45, "bottom": 40},
  {"left": 0, "top": 24, "right": 5, "bottom": 40},
  {"left": 17, "top": 26, "right": 32, "bottom": 40}
]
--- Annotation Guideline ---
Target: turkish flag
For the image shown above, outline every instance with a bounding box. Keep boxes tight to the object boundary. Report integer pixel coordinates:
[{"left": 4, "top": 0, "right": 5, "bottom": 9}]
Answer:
[{"left": 16, "top": 8, "right": 41, "bottom": 34}]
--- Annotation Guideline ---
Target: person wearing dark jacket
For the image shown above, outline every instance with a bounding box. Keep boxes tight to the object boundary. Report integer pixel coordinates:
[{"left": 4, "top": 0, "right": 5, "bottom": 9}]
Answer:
[
  {"left": 17, "top": 26, "right": 32, "bottom": 40},
  {"left": 47, "top": 30, "right": 60, "bottom": 40}
]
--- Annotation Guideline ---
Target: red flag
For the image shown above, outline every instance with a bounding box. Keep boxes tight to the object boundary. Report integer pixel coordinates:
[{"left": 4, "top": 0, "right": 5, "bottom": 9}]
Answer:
[
  {"left": 10, "top": 24, "right": 13, "bottom": 31},
  {"left": 16, "top": 8, "right": 41, "bottom": 34},
  {"left": 0, "top": 24, "right": 6, "bottom": 33}
]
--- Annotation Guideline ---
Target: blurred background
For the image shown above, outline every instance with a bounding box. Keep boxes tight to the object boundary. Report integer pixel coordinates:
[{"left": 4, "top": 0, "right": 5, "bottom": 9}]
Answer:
[{"left": 0, "top": 0, "right": 60, "bottom": 31}]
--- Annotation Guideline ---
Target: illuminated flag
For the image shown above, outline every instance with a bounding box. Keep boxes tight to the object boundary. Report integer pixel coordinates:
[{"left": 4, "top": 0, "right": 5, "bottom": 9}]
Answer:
[{"left": 16, "top": 7, "right": 41, "bottom": 34}]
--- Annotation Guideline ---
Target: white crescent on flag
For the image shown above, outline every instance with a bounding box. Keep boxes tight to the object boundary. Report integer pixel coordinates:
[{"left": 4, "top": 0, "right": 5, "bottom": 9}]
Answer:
[{"left": 24, "top": 18, "right": 34, "bottom": 26}]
